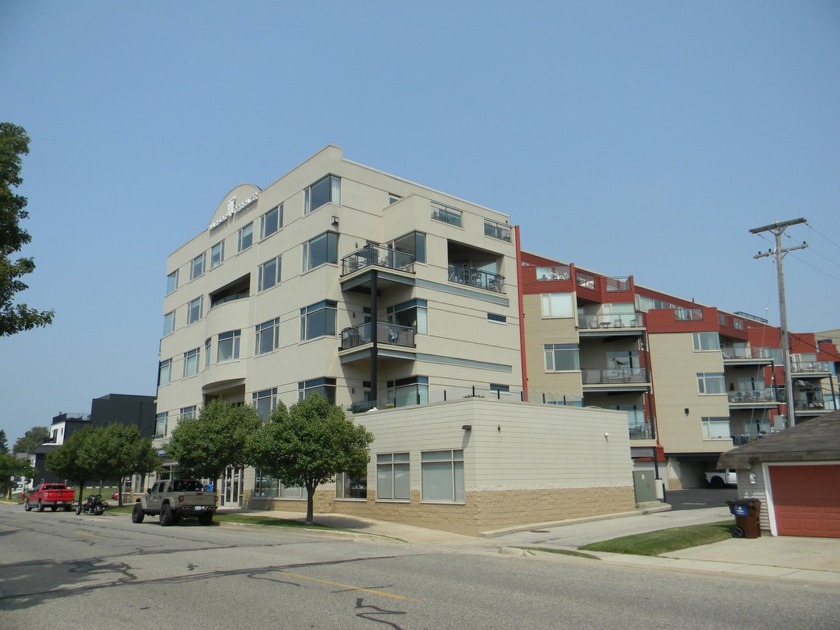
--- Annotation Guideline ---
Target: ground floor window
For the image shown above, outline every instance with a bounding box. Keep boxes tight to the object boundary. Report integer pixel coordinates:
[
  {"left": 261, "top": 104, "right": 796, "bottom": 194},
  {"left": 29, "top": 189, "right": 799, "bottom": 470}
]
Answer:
[
  {"left": 376, "top": 453, "right": 409, "bottom": 500},
  {"left": 254, "top": 471, "right": 280, "bottom": 497},
  {"left": 336, "top": 472, "right": 367, "bottom": 499},
  {"left": 421, "top": 449, "right": 464, "bottom": 502}
]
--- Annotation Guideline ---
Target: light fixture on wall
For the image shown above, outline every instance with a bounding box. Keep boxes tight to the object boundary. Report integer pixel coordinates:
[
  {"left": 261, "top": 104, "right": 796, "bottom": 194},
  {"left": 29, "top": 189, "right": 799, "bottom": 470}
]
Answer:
[
  {"left": 684, "top": 408, "right": 690, "bottom": 416},
  {"left": 461, "top": 425, "right": 472, "bottom": 431},
  {"left": 331, "top": 216, "right": 339, "bottom": 227}
]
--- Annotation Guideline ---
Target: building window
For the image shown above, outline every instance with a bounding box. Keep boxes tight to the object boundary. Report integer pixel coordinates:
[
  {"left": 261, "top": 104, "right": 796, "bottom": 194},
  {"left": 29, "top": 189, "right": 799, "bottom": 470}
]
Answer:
[
  {"left": 252, "top": 388, "right": 278, "bottom": 420},
  {"left": 158, "top": 359, "right": 172, "bottom": 386},
  {"left": 298, "top": 377, "right": 337, "bottom": 404},
  {"left": 191, "top": 253, "right": 205, "bottom": 280},
  {"left": 238, "top": 222, "right": 253, "bottom": 252},
  {"left": 154, "top": 412, "right": 168, "bottom": 438},
  {"left": 166, "top": 270, "right": 179, "bottom": 295},
  {"left": 261, "top": 204, "right": 282, "bottom": 239},
  {"left": 163, "top": 311, "right": 175, "bottom": 337},
  {"left": 300, "top": 300, "right": 337, "bottom": 340},
  {"left": 701, "top": 417, "right": 731, "bottom": 439},
  {"left": 210, "top": 241, "right": 224, "bottom": 269},
  {"left": 692, "top": 332, "right": 721, "bottom": 352},
  {"left": 484, "top": 218, "right": 512, "bottom": 241},
  {"left": 387, "top": 376, "right": 429, "bottom": 407},
  {"left": 489, "top": 384, "right": 510, "bottom": 394},
  {"left": 421, "top": 450, "right": 464, "bottom": 502},
  {"left": 204, "top": 337, "right": 211, "bottom": 368},
  {"left": 487, "top": 312, "right": 506, "bottom": 323},
  {"left": 544, "top": 344, "right": 580, "bottom": 371},
  {"left": 305, "top": 175, "right": 340, "bottom": 214},
  {"left": 541, "top": 293, "right": 574, "bottom": 318},
  {"left": 388, "top": 193, "right": 402, "bottom": 205},
  {"left": 254, "top": 471, "right": 280, "bottom": 497},
  {"left": 180, "top": 405, "right": 197, "bottom": 421},
  {"left": 392, "top": 231, "right": 426, "bottom": 264},
  {"left": 733, "top": 319, "right": 745, "bottom": 331},
  {"left": 187, "top": 297, "right": 203, "bottom": 324},
  {"left": 303, "top": 232, "right": 338, "bottom": 271},
  {"left": 258, "top": 256, "right": 281, "bottom": 291},
  {"left": 336, "top": 472, "right": 367, "bottom": 499},
  {"left": 218, "top": 330, "right": 241, "bottom": 362},
  {"left": 697, "top": 372, "right": 726, "bottom": 395},
  {"left": 255, "top": 318, "right": 280, "bottom": 355},
  {"left": 183, "top": 348, "right": 200, "bottom": 377},
  {"left": 387, "top": 299, "right": 427, "bottom": 335},
  {"left": 431, "top": 203, "right": 462, "bottom": 227},
  {"left": 376, "top": 453, "right": 409, "bottom": 500}
]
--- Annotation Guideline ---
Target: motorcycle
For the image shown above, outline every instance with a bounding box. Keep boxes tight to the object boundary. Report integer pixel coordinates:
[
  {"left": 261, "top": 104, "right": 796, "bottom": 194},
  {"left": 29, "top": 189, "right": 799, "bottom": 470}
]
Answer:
[{"left": 76, "top": 494, "right": 106, "bottom": 516}]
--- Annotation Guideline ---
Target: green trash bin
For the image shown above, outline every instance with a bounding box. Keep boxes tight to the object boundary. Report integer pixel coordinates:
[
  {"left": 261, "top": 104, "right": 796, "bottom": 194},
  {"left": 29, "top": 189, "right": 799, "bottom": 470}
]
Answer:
[{"left": 727, "top": 499, "right": 761, "bottom": 538}]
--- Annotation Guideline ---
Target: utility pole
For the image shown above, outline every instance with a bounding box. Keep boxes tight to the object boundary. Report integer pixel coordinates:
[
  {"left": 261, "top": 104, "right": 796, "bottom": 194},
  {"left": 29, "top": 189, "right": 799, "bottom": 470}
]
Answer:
[{"left": 749, "top": 218, "right": 808, "bottom": 427}]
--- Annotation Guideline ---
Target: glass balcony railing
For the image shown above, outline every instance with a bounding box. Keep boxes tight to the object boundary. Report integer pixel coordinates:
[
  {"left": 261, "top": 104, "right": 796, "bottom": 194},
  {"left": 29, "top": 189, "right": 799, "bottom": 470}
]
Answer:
[
  {"left": 606, "top": 276, "right": 631, "bottom": 292},
  {"left": 448, "top": 264, "right": 504, "bottom": 293},
  {"left": 340, "top": 321, "right": 416, "bottom": 350},
  {"left": 629, "top": 424, "right": 655, "bottom": 440},
  {"left": 721, "top": 347, "right": 778, "bottom": 360},
  {"left": 341, "top": 245, "right": 415, "bottom": 276},
  {"left": 484, "top": 219, "right": 512, "bottom": 242},
  {"left": 536, "top": 265, "right": 571, "bottom": 281},
  {"left": 727, "top": 389, "right": 778, "bottom": 403},
  {"left": 791, "top": 361, "right": 831, "bottom": 373},
  {"left": 579, "top": 313, "right": 645, "bottom": 329},
  {"left": 581, "top": 368, "right": 650, "bottom": 384}
]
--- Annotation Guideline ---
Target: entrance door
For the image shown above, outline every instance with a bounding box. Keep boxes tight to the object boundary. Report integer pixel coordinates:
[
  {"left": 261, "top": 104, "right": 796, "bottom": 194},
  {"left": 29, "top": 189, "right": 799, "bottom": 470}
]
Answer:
[{"left": 221, "top": 466, "right": 243, "bottom": 508}]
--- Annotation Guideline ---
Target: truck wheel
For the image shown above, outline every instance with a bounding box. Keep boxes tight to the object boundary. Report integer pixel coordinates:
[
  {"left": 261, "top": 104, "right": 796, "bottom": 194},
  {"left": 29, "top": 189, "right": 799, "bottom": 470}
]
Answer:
[
  {"left": 709, "top": 477, "right": 724, "bottom": 489},
  {"left": 198, "top": 513, "right": 213, "bottom": 526},
  {"left": 50, "top": 506, "right": 57, "bottom": 512},
  {"left": 159, "top": 503, "right": 174, "bottom": 526},
  {"left": 24, "top": 501, "right": 31, "bottom": 511},
  {"left": 37, "top": 501, "right": 44, "bottom": 513},
  {"left": 131, "top": 502, "right": 145, "bottom": 523}
]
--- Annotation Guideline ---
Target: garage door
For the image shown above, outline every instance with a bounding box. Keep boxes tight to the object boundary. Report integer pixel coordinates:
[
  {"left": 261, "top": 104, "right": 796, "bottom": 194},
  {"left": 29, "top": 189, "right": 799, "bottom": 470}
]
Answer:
[{"left": 770, "top": 464, "right": 840, "bottom": 538}]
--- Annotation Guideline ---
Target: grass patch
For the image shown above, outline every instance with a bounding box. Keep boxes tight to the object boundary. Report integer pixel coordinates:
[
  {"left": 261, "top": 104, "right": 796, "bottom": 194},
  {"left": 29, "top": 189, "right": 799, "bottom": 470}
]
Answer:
[
  {"left": 213, "top": 513, "right": 333, "bottom": 529},
  {"left": 580, "top": 521, "right": 734, "bottom": 556},
  {"left": 517, "top": 547, "right": 601, "bottom": 560}
]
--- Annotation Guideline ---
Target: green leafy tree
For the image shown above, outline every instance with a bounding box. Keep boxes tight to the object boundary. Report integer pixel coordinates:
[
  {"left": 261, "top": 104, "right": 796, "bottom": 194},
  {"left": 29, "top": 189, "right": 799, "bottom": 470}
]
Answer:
[
  {"left": 0, "top": 429, "right": 8, "bottom": 454},
  {"left": 0, "top": 122, "right": 54, "bottom": 336},
  {"left": 86, "top": 424, "right": 160, "bottom": 506},
  {"left": 166, "top": 399, "right": 263, "bottom": 501},
  {"left": 248, "top": 394, "right": 373, "bottom": 526},
  {"left": 0, "top": 454, "right": 35, "bottom": 498},
  {"left": 13, "top": 426, "right": 49, "bottom": 455},
  {"left": 46, "top": 428, "right": 97, "bottom": 503}
]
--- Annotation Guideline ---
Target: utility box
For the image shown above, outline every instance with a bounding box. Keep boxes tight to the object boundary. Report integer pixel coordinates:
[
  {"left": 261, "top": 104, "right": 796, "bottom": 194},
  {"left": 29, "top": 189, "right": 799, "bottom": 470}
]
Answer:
[{"left": 727, "top": 499, "right": 761, "bottom": 538}]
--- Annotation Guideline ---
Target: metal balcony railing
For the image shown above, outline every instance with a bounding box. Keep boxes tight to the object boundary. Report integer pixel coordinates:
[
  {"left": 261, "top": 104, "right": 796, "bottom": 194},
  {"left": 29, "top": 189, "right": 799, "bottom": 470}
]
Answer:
[
  {"left": 448, "top": 264, "right": 504, "bottom": 293},
  {"left": 581, "top": 368, "right": 650, "bottom": 385},
  {"left": 340, "top": 321, "right": 416, "bottom": 350},
  {"left": 727, "top": 389, "right": 778, "bottom": 403},
  {"left": 629, "top": 424, "right": 655, "bottom": 440},
  {"left": 341, "top": 245, "right": 415, "bottom": 276}
]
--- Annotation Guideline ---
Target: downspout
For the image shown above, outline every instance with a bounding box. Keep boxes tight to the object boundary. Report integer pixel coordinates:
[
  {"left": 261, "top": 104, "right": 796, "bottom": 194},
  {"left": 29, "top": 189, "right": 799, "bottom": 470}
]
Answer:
[
  {"left": 514, "top": 226, "right": 528, "bottom": 400},
  {"left": 370, "top": 271, "right": 378, "bottom": 405}
]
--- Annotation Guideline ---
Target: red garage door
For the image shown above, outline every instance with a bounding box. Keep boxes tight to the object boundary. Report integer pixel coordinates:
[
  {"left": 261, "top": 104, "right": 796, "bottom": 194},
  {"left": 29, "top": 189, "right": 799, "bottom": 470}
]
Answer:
[{"left": 770, "top": 465, "right": 840, "bottom": 538}]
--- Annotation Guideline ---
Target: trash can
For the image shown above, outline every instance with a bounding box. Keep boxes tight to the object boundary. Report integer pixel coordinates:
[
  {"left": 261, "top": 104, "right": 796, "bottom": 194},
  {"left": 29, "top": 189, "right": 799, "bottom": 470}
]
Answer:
[{"left": 727, "top": 499, "right": 761, "bottom": 538}]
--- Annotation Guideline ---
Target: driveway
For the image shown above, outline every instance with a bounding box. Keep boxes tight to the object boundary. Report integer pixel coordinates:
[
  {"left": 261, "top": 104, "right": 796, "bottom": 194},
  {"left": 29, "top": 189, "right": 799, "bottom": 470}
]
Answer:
[{"left": 666, "top": 488, "right": 737, "bottom": 510}]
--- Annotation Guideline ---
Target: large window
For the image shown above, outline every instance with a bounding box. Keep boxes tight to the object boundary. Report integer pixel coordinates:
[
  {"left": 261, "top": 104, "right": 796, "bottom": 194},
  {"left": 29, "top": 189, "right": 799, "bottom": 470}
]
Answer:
[
  {"left": 544, "top": 344, "right": 580, "bottom": 371},
  {"left": 392, "top": 231, "right": 426, "bottom": 264},
  {"left": 166, "top": 270, "right": 179, "bottom": 295},
  {"left": 218, "top": 330, "right": 241, "bottom": 362},
  {"left": 300, "top": 300, "right": 337, "bottom": 340},
  {"left": 298, "top": 377, "right": 337, "bottom": 404},
  {"left": 252, "top": 388, "right": 278, "bottom": 420},
  {"left": 701, "top": 417, "right": 731, "bottom": 439},
  {"left": 183, "top": 348, "right": 200, "bottom": 377},
  {"left": 154, "top": 412, "right": 168, "bottom": 439},
  {"left": 387, "top": 376, "right": 429, "bottom": 407},
  {"left": 238, "top": 222, "right": 253, "bottom": 252},
  {"left": 692, "top": 332, "right": 721, "bottom": 351},
  {"left": 336, "top": 472, "right": 367, "bottom": 499},
  {"left": 158, "top": 359, "right": 172, "bottom": 386},
  {"left": 541, "top": 293, "right": 574, "bottom": 318},
  {"left": 258, "top": 256, "right": 281, "bottom": 291},
  {"left": 255, "top": 318, "right": 280, "bottom": 355},
  {"left": 210, "top": 241, "right": 224, "bottom": 269},
  {"left": 188, "top": 297, "right": 203, "bottom": 324},
  {"left": 305, "top": 175, "right": 340, "bottom": 214},
  {"left": 261, "top": 205, "right": 282, "bottom": 239},
  {"left": 387, "top": 299, "right": 427, "bottom": 335},
  {"left": 421, "top": 450, "right": 464, "bottom": 502},
  {"left": 431, "top": 203, "right": 462, "bottom": 226},
  {"left": 377, "top": 453, "right": 409, "bottom": 500},
  {"left": 697, "top": 372, "right": 726, "bottom": 395},
  {"left": 163, "top": 311, "right": 175, "bottom": 336},
  {"left": 303, "top": 232, "right": 338, "bottom": 271},
  {"left": 191, "top": 253, "right": 205, "bottom": 280}
]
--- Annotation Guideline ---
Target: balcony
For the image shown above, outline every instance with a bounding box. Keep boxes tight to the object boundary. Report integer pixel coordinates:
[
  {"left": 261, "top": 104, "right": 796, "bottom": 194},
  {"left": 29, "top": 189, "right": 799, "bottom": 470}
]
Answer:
[
  {"left": 341, "top": 245, "right": 415, "bottom": 276},
  {"left": 579, "top": 313, "right": 645, "bottom": 331},
  {"left": 535, "top": 264, "right": 571, "bottom": 281},
  {"left": 340, "top": 321, "right": 416, "bottom": 351},
  {"left": 791, "top": 361, "right": 832, "bottom": 375},
  {"left": 582, "top": 368, "right": 650, "bottom": 388},
  {"left": 629, "top": 424, "right": 656, "bottom": 440},
  {"left": 721, "top": 347, "right": 777, "bottom": 365},
  {"left": 727, "top": 389, "right": 778, "bottom": 404},
  {"left": 448, "top": 264, "right": 504, "bottom": 293}
]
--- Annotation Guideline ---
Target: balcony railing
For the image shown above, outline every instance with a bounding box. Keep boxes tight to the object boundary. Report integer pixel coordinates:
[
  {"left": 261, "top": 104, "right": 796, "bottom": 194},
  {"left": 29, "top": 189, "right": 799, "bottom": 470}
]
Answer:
[
  {"left": 732, "top": 433, "right": 766, "bottom": 446},
  {"left": 792, "top": 361, "right": 831, "bottom": 373},
  {"left": 536, "top": 265, "right": 571, "bottom": 281},
  {"left": 341, "top": 245, "right": 415, "bottom": 276},
  {"left": 727, "top": 389, "right": 778, "bottom": 403},
  {"left": 340, "top": 321, "right": 416, "bottom": 350},
  {"left": 606, "top": 276, "right": 631, "bottom": 292},
  {"left": 721, "top": 347, "right": 778, "bottom": 360},
  {"left": 579, "top": 313, "right": 645, "bottom": 329},
  {"left": 576, "top": 271, "right": 596, "bottom": 290},
  {"left": 581, "top": 368, "right": 650, "bottom": 385},
  {"left": 794, "top": 399, "right": 826, "bottom": 411},
  {"left": 448, "top": 264, "right": 504, "bottom": 293},
  {"left": 674, "top": 307, "right": 703, "bottom": 321},
  {"left": 629, "top": 424, "right": 655, "bottom": 440},
  {"left": 484, "top": 218, "right": 512, "bottom": 242}
]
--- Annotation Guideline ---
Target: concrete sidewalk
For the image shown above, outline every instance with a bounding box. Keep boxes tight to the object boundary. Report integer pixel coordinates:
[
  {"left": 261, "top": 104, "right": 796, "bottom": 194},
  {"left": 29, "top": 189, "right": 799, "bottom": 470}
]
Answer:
[{"left": 226, "top": 505, "right": 840, "bottom": 587}]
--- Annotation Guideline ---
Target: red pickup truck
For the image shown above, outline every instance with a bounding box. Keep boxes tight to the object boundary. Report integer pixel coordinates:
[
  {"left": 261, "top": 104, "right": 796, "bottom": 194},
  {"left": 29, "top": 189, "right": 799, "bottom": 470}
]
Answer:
[{"left": 25, "top": 483, "right": 76, "bottom": 512}]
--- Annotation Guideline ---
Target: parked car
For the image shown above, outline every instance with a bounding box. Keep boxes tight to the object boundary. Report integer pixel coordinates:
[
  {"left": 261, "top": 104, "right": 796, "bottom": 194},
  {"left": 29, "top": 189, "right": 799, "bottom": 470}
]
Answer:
[
  {"left": 705, "top": 469, "right": 737, "bottom": 488},
  {"left": 25, "top": 483, "right": 76, "bottom": 512}
]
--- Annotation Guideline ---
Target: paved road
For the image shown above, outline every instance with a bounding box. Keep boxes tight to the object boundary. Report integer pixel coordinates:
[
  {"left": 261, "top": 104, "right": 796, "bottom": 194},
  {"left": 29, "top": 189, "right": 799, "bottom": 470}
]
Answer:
[
  {"left": 666, "top": 488, "right": 738, "bottom": 510},
  {"left": 2, "top": 503, "right": 840, "bottom": 630}
]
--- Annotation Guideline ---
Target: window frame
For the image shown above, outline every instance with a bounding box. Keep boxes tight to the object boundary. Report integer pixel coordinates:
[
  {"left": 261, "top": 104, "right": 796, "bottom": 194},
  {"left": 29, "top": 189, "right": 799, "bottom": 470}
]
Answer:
[
  {"left": 252, "top": 387, "right": 278, "bottom": 420},
  {"left": 302, "top": 231, "right": 338, "bottom": 272},
  {"left": 692, "top": 332, "right": 721, "bottom": 352},
  {"left": 255, "top": 318, "right": 280, "bottom": 356},
  {"left": 163, "top": 310, "right": 175, "bottom": 337},
  {"left": 183, "top": 347, "right": 200, "bottom": 378},
  {"left": 697, "top": 372, "right": 726, "bottom": 395},
  {"left": 544, "top": 343, "right": 581, "bottom": 372},
  {"left": 298, "top": 377, "right": 337, "bottom": 404},
  {"left": 701, "top": 416, "right": 731, "bottom": 439},
  {"left": 158, "top": 359, "right": 172, "bottom": 386},
  {"left": 191, "top": 253, "right": 205, "bottom": 280},
  {"left": 210, "top": 240, "right": 224, "bottom": 269},
  {"left": 217, "top": 330, "right": 241, "bottom": 363},
  {"left": 300, "top": 300, "right": 337, "bottom": 341},
  {"left": 305, "top": 175, "right": 341, "bottom": 214},
  {"left": 238, "top": 222, "right": 254, "bottom": 252},
  {"left": 187, "top": 296, "right": 203, "bottom": 325},
  {"left": 541, "top": 293, "right": 575, "bottom": 318},
  {"left": 376, "top": 453, "right": 410, "bottom": 501},
  {"left": 258, "top": 255, "right": 282, "bottom": 291},
  {"left": 166, "top": 270, "right": 179, "bottom": 295},
  {"left": 260, "top": 204, "right": 283, "bottom": 239},
  {"left": 421, "top": 449, "right": 465, "bottom": 503}
]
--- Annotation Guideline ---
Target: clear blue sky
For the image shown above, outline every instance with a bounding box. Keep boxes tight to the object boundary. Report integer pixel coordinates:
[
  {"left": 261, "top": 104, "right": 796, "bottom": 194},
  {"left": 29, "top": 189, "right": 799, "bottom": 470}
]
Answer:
[{"left": 1, "top": 1, "right": 838, "bottom": 445}]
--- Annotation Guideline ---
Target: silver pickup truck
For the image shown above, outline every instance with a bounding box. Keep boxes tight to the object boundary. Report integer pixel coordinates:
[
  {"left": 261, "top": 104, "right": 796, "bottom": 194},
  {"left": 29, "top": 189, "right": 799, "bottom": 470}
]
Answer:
[{"left": 131, "top": 479, "right": 216, "bottom": 526}]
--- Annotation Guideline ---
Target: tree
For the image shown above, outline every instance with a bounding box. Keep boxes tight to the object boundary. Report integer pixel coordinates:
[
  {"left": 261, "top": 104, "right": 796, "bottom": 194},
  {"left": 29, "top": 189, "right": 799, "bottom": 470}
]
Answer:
[
  {"left": 86, "top": 424, "right": 159, "bottom": 506},
  {"left": 47, "top": 428, "right": 97, "bottom": 504},
  {"left": 165, "top": 399, "right": 263, "bottom": 502},
  {"left": 248, "top": 394, "right": 373, "bottom": 526},
  {"left": 0, "top": 429, "right": 8, "bottom": 454},
  {"left": 0, "top": 122, "right": 54, "bottom": 336},
  {"left": 13, "top": 426, "right": 49, "bottom": 455}
]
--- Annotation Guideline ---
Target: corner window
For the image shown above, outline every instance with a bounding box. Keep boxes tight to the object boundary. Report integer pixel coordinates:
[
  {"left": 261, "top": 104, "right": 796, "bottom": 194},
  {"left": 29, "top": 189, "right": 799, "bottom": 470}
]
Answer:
[
  {"left": 187, "top": 297, "right": 203, "bottom": 324},
  {"left": 238, "top": 222, "right": 253, "bottom": 252},
  {"left": 305, "top": 175, "right": 340, "bottom": 214},
  {"left": 258, "top": 256, "right": 281, "bottom": 291},
  {"left": 252, "top": 387, "right": 278, "bottom": 420},
  {"left": 210, "top": 241, "right": 224, "bottom": 269},
  {"left": 336, "top": 472, "right": 367, "bottom": 499},
  {"left": 377, "top": 453, "right": 409, "bottom": 500},
  {"left": 303, "top": 232, "right": 338, "bottom": 271},
  {"left": 387, "top": 299, "right": 427, "bottom": 335},
  {"left": 697, "top": 372, "right": 725, "bottom": 395},
  {"left": 166, "top": 270, "right": 179, "bottom": 295},
  {"left": 255, "top": 318, "right": 280, "bottom": 355},
  {"left": 431, "top": 203, "right": 462, "bottom": 227},
  {"left": 392, "top": 231, "right": 426, "bottom": 264},
  {"left": 692, "top": 332, "right": 720, "bottom": 351},
  {"left": 218, "top": 330, "right": 241, "bottom": 362},
  {"left": 300, "top": 300, "right": 337, "bottom": 340},
  {"left": 421, "top": 450, "right": 464, "bottom": 502},
  {"left": 544, "top": 344, "right": 580, "bottom": 371},
  {"left": 298, "top": 377, "right": 337, "bottom": 404},
  {"left": 541, "top": 293, "right": 574, "bottom": 318},
  {"left": 183, "top": 348, "right": 200, "bottom": 377},
  {"left": 261, "top": 205, "right": 282, "bottom": 239},
  {"left": 158, "top": 359, "right": 172, "bottom": 386},
  {"left": 163, "top": 311, "right": 175, "bottom": 337},
  {"left": 191, "top": 253, "right": 205, "bottom": 280}
]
